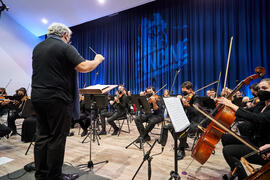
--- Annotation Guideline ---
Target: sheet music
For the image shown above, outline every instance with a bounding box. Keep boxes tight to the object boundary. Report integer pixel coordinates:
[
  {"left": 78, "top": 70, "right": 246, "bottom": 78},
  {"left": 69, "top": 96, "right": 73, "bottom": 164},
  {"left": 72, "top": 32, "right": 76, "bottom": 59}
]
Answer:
[
  {"left": 84, "top": 85, "right": 109, "bottom": 90},
  {"left": 163, "top": 97, "right": 190, "bottom": 132}
]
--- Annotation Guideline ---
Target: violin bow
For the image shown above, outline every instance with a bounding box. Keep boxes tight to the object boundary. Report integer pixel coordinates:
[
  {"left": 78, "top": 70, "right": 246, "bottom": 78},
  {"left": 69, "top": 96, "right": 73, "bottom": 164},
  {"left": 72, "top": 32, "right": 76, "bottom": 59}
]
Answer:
[
  {"left": 156, "top": 84, "right": 167, "bottom": 94},
  {"left": 194, "top": 80, "right": 218, "bottom": 93},
  {"left": 216, "top": 72, "right": 222, "bottom": 98},
  {"left": 223, "top": 36, "right": 233, "bottom": 91}
]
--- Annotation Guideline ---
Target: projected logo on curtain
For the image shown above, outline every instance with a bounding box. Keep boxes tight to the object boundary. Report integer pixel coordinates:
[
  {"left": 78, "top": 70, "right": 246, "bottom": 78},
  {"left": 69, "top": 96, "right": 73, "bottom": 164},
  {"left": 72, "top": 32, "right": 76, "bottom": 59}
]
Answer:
[{"left": 136, "top": 13, "right": 188, "bottom": 88}]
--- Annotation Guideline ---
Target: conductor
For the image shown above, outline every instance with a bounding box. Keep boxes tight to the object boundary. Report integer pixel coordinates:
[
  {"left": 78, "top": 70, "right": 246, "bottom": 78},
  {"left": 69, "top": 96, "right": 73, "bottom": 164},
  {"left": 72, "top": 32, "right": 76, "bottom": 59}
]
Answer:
[{"left": 31, "top": 23, "right": 105, "bottom": 180}]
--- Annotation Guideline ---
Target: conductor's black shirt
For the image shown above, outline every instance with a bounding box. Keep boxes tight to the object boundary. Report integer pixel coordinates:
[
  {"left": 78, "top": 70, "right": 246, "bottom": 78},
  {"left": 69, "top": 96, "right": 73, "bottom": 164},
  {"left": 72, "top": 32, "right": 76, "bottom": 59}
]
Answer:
[{"left": 31, "top": 35, "right": 85, "bottom": 104}]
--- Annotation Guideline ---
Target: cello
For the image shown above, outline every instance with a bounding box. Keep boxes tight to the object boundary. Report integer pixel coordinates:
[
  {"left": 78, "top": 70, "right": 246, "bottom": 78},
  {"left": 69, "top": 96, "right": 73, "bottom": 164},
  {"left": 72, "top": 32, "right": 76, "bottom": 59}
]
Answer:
[{"left": 191, "top": 66, "right": 265, "bottom": 164}]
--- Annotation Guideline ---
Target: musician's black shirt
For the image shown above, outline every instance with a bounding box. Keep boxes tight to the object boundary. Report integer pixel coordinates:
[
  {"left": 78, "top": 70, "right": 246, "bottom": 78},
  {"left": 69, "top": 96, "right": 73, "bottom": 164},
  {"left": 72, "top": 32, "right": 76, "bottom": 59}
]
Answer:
[
  {"left": 236, "top": 101, "right": 270, "bottom": 146},
  {"left": 31, "top": 36, "right": 85, "bottom": 103}
]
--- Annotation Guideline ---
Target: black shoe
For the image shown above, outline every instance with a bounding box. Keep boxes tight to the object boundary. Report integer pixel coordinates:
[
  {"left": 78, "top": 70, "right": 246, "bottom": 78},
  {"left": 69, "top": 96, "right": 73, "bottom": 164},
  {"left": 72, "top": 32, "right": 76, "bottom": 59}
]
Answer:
[
  {"left": 68, "top": 131, "right": 74, "bottom": 137},
  {"left": 81, "top": 130, "right": 88, "bottom": 137},
  {"left": 144, "top": 135, "right": 151, "bottom": 142},
  {"left": 98, "top": 130, "right": 107, "bottom": 135},
  {"left": 10, "top": 131, "right": 17, "bottom": 136},
  {"left": 59, "top": 173, "right": 79, "bottom": 180},
  {"left": 112, "top": 128, "right": 119, "bottom": 135},
  {"left": 177, "top": 150, "right": 185, "bottom": 160}
]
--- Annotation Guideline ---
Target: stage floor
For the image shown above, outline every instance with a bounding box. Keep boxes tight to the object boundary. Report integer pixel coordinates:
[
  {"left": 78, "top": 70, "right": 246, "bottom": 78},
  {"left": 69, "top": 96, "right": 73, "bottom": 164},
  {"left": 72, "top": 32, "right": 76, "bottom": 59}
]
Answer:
[{"left": 0, "top": 118, "right": 231, "bottom": 180}]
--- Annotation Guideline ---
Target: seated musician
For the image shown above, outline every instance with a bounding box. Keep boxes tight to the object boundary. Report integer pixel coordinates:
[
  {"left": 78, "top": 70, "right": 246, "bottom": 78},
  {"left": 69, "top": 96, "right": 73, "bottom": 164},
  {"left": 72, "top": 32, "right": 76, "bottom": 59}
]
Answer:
[
  {"left": 246, "top": 82, "right": 259, "bottom": 108},
  {"left": 76, "top": 94, "right": 94, "bottom": 137},
  {"left": 0, "top": 88, "right": 8, "bottom": 116},
  {"left": 99, "top": 85, "right": 128, "bottom": 135},
  {"left": 163, "top": 89, "right": 170, "bottom": 98},
  {"left": 217, "top": 78, "right": 270, "bottom": 180},
  {"left": 5, "top": 87, "right": 28, "bottom": 136},
  {"left": 134, "top": 86, "right": 164, "bottom": 142},
  {"left": 176, "top": 81, "right": 216, "bottom": 159},
  {"left": 206, "top": 88, "right": 216, "bottom": 99}
]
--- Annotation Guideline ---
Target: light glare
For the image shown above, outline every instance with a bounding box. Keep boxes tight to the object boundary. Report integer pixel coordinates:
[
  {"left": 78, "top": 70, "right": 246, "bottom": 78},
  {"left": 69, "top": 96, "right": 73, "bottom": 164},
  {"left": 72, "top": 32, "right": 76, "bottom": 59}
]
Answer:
[
  {"left": 98, "top": 0, "right": 105, "bottom": 4},
  {"left": 41, "top": 18, "right": 48, "bottom": 24}
]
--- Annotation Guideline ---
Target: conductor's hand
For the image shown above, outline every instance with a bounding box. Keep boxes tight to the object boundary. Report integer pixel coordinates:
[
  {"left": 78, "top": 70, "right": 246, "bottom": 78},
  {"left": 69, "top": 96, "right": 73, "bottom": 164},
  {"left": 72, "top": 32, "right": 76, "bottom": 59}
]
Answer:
[{"left": 94, "top": 54, "right": 105, "bottom": 63}]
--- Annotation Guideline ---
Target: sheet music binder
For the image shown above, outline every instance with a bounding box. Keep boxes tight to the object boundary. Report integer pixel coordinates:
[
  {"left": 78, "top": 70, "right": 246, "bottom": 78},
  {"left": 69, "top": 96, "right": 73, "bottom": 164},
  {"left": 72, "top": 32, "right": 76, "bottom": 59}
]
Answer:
[{"left": 163, "top": 97, "right": 190, "bottom": 132}]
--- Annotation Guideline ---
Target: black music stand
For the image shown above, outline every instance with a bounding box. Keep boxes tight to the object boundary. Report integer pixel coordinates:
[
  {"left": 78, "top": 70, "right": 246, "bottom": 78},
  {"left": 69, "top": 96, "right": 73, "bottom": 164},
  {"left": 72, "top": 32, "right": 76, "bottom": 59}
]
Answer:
[
  {"left": 125, "top": 95, "right": 152, "bottom": 151},
  {"left": 78, "top": 94, "right": 109, "bottom": 170}
]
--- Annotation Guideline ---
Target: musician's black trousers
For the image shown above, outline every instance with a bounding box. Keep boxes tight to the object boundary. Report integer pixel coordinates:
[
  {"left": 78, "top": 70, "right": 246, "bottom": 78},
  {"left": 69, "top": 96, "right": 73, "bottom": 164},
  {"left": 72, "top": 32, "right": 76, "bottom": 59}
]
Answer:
[
  {"left": 160, "top": 123, "right": 187, "bottom": 151},
  {"left": 7, "top": 110, "right": 20, "bottom": 133},
  {"left": 100, "top": 111, "right": 114, "bottom": 131},
  {"left": 135, "top": 114, "right": 163, "bottom": 138},
  {"left": 222, "top": 134, "right": 267, "bottom": 180},
  {"left": 107, "top": 112, "right": 125, "bottom": 131},
  {"left": 32, "top": 99, "right": 72, "bottom": 180}
]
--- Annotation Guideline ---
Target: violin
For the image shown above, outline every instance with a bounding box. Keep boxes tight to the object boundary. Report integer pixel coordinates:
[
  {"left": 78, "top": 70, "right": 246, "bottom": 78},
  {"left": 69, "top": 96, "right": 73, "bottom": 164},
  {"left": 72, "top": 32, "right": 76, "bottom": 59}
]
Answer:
[
  {"left": 191, "top": 67, "right": 266, "bottom": 165},
  {"left": 148, "top": 94, "right": 160, "bottom": 111}
]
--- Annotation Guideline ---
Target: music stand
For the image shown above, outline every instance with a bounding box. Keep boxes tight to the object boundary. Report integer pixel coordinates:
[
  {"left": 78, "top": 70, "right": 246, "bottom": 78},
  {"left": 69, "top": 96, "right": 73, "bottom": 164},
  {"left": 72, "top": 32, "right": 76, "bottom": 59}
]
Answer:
[
  {"left": 125, "top": 95, "right": 152, "bottom": 151},
  {"left": 163, "top": 97, "right": 190, "bottom": 180},
  {"left": 81, "top": 94, "right": 108, "bottom": 144},
  {"left": 78, "top": 85, "right": 117, "bottom": 171}
]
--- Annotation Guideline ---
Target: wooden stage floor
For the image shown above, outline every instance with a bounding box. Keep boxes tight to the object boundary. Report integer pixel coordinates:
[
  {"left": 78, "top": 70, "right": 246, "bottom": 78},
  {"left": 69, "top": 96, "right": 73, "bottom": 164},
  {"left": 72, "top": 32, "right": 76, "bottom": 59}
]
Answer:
[{"left": 0, "top": 118, "right": 230, "bottom": 180}]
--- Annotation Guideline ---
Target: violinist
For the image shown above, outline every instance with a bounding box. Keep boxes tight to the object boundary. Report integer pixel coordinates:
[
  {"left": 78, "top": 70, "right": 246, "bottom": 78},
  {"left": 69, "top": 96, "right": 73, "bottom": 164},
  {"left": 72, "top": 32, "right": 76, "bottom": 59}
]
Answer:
[
  {"left": 218, "top": 78, "right": 270, "bottom": 180},
  {"left": 99, "top": 85, "right": 128, "bottom": 135},
  {"left": 134, "top": 86, "right": 164, "bottom": 142},
  {"left": 6, "top": 87, "right": 28, "bottom": 136},
  {"left": 0, "top": 87, "right": 8, "bottom": 116},
  {"left": 163, "top": 89, "right": 170, "bottom": 98},
  {"left": 246, "top": 83, "right": 260, "bottom": 108}
]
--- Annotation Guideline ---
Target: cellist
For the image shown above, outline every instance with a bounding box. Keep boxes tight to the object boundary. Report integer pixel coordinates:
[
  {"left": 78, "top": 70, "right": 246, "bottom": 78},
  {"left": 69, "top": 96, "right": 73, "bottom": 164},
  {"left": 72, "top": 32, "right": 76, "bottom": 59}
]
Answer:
[{"left": 217, "top": 78, "right": 270, "bottom": 180}]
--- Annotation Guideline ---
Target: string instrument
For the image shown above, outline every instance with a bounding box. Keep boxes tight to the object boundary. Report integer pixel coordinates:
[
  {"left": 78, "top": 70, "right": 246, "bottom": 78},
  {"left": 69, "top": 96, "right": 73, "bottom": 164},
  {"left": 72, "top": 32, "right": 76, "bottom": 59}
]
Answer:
[
  {"left": 148, "top": 94, "right": 160, "bottom": 110},
  {"left": 191, "top": 67, "right": 265, "bottom": 164}
]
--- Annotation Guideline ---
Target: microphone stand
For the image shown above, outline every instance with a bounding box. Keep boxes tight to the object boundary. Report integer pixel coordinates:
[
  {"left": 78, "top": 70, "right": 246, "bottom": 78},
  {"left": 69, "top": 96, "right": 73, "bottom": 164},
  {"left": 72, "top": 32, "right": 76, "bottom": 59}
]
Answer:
[
  {"left": 94, "top": 72, "right": 99, "bottom": 85},
  {"left": 132, "top": 139, "right": 158, "bottom": 180},
  {"left": 170, "top": 68, "right": 182, "bottom": 95}
]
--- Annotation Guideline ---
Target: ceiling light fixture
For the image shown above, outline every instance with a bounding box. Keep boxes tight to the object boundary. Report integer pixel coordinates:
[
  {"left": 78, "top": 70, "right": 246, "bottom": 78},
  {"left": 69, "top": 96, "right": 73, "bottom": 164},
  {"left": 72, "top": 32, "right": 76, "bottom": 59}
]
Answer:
[
  {"left": 98, "top": 0, "right": 105, "bottom": 5},
  {"left": 41, "top": 18, "right": 48, "bottom": 24}
]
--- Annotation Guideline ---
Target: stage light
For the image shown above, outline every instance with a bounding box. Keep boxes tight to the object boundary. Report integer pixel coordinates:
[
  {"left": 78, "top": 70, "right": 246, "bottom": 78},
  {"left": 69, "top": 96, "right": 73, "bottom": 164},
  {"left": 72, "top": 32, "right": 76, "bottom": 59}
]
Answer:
[
  {"left": 41, "top": 18, "right": 48, "bottom": 24},
  {"left": 98, "top": 0, "right": 105, "bottom": 5}
]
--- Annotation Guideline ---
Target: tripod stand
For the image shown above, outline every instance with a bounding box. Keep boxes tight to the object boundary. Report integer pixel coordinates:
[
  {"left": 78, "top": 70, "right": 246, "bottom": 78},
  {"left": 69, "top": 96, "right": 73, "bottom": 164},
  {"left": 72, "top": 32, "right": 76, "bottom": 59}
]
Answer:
[
  {"left": 132, "top": 139, "right": 158, "bottom": 180},
  {"left": 78, "top": 94, "right": 109, "bottom": 171}
]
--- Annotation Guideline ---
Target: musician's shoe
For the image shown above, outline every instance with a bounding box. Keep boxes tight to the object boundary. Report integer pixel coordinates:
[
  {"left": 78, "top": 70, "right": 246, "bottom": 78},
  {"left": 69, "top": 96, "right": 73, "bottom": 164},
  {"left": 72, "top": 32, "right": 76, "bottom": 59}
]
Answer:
[
  {"left": 98, "top": 130, "right": 107, "bottom": 135},
  {"left": 10, "top": 131, "right": 17, "bottom": 136},
  {"left": 177, "top": 150, "right": 185, "bottom": 160},
  {"left": 144, "top": 135, "right": 151, "bottom": 142},
  {"left": 112, "top": 128, "right": 119, "bottom": 135},
  {"left": 81, "top": 130, "right": 88, "bottom": 137},
  {"left": 59, "top": 173, "right": 79, "bottom": 180}
]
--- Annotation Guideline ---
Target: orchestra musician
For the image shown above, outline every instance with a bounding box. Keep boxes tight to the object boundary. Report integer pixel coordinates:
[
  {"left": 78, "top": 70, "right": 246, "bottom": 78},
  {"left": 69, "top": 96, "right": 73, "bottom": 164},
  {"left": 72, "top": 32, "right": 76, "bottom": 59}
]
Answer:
[
  {"left": 0, "top": 87, "right": 8, "bottom": 116},
  {"left": 31, "top": 23, "right": 104, "bottom": 180},
  {"left": 135, "top": 86, "right": 164, "bottom": 142},
  {"left": 99, "top": 85, "right": 128, "bottom": 135},
  {"left": 246, "top": 83, "right": 260, "bottom": 108},
  {"left": 4, "top": 87, "right": 28, "bottom": 136},
  {"left": 218, "top": 78, "right": 270, "bottom": 180}
]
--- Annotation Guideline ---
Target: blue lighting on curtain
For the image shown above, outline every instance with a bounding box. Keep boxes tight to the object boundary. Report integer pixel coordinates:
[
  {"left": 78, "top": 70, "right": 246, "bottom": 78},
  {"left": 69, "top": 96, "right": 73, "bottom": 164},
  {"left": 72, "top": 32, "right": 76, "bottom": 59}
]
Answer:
[{"left": 70, "top": 0, "right": 269, "bottom": 97}]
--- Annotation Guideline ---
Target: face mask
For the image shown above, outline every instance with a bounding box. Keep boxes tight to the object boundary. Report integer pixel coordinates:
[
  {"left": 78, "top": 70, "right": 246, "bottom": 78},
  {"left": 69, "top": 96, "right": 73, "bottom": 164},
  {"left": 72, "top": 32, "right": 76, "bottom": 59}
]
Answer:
[
  {"left": 182, "top": 91, "right": 188, "bottom": 96},
  {"left": 257, "top": 90, "right": 270, "bottom": 101}
]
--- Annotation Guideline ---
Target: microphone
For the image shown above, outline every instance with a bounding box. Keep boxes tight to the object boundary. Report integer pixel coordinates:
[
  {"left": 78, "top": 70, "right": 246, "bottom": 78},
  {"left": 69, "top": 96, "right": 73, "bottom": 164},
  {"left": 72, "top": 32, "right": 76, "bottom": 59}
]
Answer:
[{"left": 94, "top": 71, "right": 99, "bottom": 84}]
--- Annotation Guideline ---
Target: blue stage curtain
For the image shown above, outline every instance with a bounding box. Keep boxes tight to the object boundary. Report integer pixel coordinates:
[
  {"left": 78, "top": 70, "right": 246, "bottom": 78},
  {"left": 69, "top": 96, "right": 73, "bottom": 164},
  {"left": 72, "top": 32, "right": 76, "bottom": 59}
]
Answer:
[{"left": 71, "top": 0, "right": 269, "bottom": 96}]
